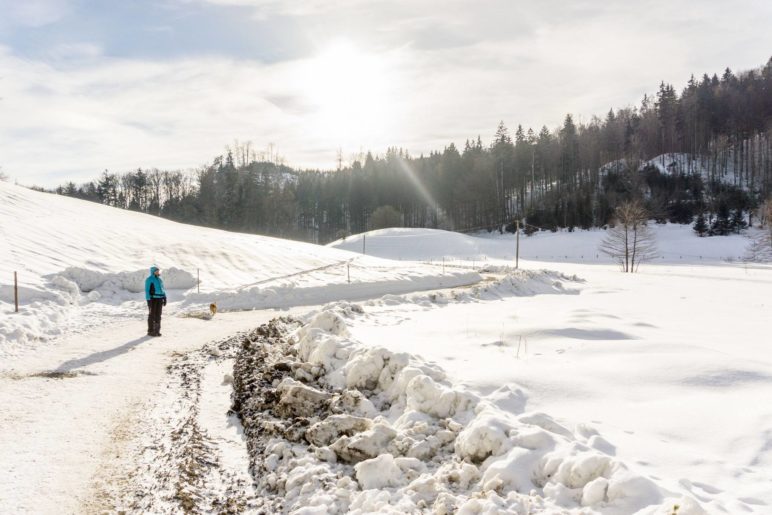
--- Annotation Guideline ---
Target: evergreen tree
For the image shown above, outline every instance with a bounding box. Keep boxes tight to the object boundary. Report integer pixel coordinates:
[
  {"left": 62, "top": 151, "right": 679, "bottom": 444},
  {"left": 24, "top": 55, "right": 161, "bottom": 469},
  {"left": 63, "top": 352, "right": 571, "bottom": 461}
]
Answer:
[
  {"left": 710, "top": 202, "right": 731, "bottom": 235},
  {"left": 729, "top": 209, "right": 747, "bottom": 233},
  {"left": 693, "top": 212, "right": 708, "bottom": 236}
]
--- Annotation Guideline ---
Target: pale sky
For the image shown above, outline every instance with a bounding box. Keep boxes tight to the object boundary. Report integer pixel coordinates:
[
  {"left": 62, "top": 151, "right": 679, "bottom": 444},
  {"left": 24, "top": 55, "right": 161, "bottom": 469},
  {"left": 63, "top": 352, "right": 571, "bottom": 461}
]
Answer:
[{"left": 1, "top": 0, "right": 770, "bottom": 186}]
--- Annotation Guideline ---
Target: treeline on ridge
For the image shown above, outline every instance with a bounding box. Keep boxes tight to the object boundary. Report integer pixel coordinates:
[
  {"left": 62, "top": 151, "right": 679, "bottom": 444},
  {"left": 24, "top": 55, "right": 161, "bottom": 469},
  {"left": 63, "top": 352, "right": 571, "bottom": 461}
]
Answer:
[{"left": 47, "top": 57, "right": 772, "bottom": 243}]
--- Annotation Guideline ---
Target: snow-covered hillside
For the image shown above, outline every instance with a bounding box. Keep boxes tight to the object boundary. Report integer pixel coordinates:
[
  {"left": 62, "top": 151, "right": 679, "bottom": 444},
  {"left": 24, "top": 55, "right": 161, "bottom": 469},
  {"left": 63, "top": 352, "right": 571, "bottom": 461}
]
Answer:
[
  {"left": 0, "top": 182, "right": 477, "bottom": 355},
  {"left": 602, "top": 152, "right": 751, "bottom": 188}
]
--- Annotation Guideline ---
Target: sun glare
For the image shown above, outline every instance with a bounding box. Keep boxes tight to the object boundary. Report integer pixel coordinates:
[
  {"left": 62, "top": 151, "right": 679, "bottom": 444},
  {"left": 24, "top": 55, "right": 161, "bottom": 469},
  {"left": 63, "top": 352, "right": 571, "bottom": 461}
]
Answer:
[{"left": 304, "top": 39, "right": 397, "bottom": 153}]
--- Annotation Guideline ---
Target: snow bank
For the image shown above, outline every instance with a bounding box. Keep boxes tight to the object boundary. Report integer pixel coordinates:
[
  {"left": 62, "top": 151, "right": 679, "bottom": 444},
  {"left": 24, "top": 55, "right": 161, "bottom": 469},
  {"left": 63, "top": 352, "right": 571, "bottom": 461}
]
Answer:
[
  {"left": 0, "top": 277, "right": 83, "bottom": 354},
  {"left": 55, "top": 266, "right": 196, "bottom": 294},
  {"left": 357, "top": 269, "right": 580, "bottom": 311},
  {"left": 181, "top": 268, "right": 480, "bottom": 312},
  {"left": 0, "top": 266, "right": 198, "bottom": 356},
  {"left": 0, "top": 300, "right": 73, "bottom": 353},
  {"left": 232, "top": 288, "right": 698, "bottom": 514}
]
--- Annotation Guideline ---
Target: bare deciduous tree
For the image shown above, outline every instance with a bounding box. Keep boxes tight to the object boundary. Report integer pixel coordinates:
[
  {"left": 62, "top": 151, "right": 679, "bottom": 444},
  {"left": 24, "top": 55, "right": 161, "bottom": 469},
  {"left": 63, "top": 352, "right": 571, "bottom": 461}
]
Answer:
[
  {"left": 148, "top": 168, "right": 164, "bottom": 215},
  {"left": 600, "top": 200, "right": 658, "bottom": 272},
  {"left": 746, "top": 198, "right": 772, "bottom": 261}
]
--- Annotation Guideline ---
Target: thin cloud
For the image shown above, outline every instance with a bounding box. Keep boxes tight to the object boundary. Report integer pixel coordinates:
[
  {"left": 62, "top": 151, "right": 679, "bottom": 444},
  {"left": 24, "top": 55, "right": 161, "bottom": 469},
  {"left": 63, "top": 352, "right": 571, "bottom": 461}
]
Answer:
[
  {"left": 0, "top": 0, "right": 71, "bottom": 28},
  {"left": 45, "top": 42, "right": 104, "bottom": 63}
]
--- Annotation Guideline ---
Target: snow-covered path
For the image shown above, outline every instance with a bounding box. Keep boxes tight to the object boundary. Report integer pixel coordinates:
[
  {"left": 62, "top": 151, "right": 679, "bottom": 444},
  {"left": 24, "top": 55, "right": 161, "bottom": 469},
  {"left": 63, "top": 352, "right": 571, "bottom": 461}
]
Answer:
[{"left": 0, "top": 309, "right": 298, "bottom": 514}]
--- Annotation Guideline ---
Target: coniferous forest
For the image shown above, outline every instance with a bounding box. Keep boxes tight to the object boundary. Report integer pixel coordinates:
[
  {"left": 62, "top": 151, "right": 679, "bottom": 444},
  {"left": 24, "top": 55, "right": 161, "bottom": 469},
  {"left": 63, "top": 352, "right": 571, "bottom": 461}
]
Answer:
[{"left": 49, "top": 58, "right": 772, "bottom": 244}]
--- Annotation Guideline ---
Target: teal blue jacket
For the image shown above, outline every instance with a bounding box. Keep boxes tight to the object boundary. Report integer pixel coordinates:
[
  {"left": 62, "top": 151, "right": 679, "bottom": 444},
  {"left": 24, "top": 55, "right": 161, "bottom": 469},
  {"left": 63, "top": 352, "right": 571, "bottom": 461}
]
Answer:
[{"left": 145, "top": 266, "right": 166, "bottom": 301}]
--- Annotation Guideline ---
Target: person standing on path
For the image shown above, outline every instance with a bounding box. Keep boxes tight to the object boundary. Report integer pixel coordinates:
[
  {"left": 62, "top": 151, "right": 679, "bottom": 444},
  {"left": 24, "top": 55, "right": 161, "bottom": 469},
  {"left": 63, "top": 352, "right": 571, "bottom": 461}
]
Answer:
[{"left": 145, "top": 265, "right": 167, "bottom": 336}]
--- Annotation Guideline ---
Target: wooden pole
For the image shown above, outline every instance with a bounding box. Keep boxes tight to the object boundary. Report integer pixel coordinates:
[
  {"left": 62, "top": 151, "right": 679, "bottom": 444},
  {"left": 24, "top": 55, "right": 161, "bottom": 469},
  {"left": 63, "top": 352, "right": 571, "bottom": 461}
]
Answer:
[
  {"left": 347, "top": 263, "right": 350, "bottom": 283},
  {"left": 516, "top": 220, "right": 520, "bottom": 270},
  {"left": 197, "top": 268, "right": 200, "bottom": 294},
  {"left": 14, "top": 271, "right": 19, "bottom": 313},
  {"left": 362, "top": 234, "right": 366, "bottom": 255}
]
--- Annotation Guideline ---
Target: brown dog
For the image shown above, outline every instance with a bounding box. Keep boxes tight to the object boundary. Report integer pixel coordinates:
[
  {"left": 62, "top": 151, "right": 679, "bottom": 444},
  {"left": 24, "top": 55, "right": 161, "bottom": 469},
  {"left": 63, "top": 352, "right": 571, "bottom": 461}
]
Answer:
[{"left": 209, "top": 303, "right": 217, "bottom": 317}]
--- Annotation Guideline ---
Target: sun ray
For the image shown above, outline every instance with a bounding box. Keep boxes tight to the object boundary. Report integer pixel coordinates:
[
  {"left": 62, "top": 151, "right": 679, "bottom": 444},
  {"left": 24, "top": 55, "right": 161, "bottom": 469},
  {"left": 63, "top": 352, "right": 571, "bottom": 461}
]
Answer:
[{"left": 302, "top": 39, "right": 398, "bottom": 153}]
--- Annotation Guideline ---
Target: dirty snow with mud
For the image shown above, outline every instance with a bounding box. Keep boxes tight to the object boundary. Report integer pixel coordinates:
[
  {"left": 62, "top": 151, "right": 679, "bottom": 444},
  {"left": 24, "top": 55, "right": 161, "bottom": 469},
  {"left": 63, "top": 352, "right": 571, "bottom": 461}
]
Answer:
[{"left": 1, "top": 181, "right": 771, "bottom": 514}]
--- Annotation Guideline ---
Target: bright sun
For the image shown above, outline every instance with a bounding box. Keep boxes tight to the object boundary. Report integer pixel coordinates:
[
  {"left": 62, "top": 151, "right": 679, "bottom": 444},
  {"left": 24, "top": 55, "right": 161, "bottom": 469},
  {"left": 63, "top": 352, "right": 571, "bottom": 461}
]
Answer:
[{"left": 304, "top": 39, "right": 396, "bottom": 152}]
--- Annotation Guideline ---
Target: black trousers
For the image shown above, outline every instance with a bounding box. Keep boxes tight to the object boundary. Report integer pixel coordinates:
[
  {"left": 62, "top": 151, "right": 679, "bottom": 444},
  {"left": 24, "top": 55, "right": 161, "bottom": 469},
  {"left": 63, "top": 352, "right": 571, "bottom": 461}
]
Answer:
[{"left": 147, "top": 298, "right": 164, "bottom": 334}]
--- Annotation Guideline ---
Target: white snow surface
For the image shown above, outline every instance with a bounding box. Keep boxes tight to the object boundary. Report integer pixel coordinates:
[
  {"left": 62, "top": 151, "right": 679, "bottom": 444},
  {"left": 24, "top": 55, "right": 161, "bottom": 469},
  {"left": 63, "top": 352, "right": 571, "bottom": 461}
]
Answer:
[
  {"left": 323, "top": 226, "right": 771, "bottom": 513},
  {"left": 1, "top": 182, "right": 770, "bottom": 514}
]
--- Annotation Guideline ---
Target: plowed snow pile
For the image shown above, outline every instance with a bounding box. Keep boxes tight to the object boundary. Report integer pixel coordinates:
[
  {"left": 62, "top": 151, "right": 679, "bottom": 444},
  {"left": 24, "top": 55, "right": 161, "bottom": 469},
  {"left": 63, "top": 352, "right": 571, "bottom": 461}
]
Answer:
[{"left": 233, "top": 272, "right": 701, "bottom": 514}]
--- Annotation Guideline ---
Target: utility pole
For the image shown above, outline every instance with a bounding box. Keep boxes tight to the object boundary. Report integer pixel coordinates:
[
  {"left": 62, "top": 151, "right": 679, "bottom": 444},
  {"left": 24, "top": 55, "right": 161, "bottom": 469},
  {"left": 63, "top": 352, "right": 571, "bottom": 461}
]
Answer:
[
  {"left": 499, "top": 161, "right": 505, "bottom": 226},
  {"left": 515, "top": 220, "right": 520, "bottom": 269},
  {"left": 531, "top": 147, "right": 535, "bottom": 210}
]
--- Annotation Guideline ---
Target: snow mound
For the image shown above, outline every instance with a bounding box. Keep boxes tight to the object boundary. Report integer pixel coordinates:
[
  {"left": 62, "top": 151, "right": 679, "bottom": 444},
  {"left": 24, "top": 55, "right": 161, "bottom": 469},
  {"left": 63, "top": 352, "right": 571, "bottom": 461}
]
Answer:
[
  {"left": 55, "top": 266, "right": 196, "bottom": 293},
  {"left": 232, "top": 306, "right": 698, "bottom": 514},
  {"left": 360, "top": 269, "right": 580, "bottom": 310},
  {"left": 181, "top": 268, "right": 480, "bottom": 313},
  {"left": 328, "top": 227, "right": 496, "bottom": 261},
  {"left": 0, "top": 277, "right": 83, "bottom": 353},
  {"left": 0, "top": 300, "right": 73, "bottom": 351}
]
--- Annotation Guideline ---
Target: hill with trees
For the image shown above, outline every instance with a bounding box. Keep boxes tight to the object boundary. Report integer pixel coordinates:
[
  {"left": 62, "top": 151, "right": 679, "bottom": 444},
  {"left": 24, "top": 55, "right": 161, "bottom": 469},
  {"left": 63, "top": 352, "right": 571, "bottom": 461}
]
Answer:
[{"left": 46, "top": 57, "right": 772, "bottom": 244}]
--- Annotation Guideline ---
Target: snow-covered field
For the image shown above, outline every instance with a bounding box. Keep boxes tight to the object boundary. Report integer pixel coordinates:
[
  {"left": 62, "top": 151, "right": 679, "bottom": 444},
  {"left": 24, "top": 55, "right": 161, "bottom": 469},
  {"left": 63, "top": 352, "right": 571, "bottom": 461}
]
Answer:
[
  {"left": 1, "top": 181, "right": 770, "bottom": 514},
  {"left": 329, "top": 224, "right": 761, "bottom": 264},
  {"left": 344, "top": 264, "right": 771, "bottom": 513}
]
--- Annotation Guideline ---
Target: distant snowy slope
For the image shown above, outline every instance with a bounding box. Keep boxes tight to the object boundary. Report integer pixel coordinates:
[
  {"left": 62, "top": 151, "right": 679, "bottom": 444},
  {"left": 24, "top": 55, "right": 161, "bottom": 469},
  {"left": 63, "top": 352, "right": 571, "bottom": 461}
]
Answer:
[
  {"left": 328, "top": 228, "right": 500, "bottom": 261},
  {"left": 329, "top": 225, "right": 757, "bottom": 264},
  {"left": 0, "top": 182, "right": 478, "bottom": 354}
]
